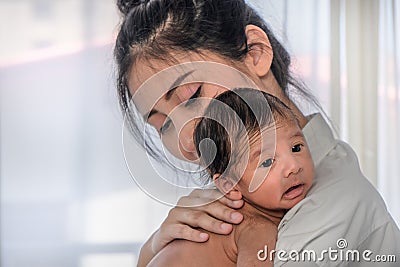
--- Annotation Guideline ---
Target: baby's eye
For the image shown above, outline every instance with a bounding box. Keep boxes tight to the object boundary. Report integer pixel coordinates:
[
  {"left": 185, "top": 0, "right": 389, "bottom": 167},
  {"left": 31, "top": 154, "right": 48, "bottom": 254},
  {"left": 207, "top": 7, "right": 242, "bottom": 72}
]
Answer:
[
  {"left": 259, "top": 158, "right": 274, "bottom": 168},
  {"left": 160, "top": 118, "right": 173, "bottom": 135},
  {"left": 184, "top": 85, "right": 202, "bottom": 107},
  {"left": 292, "top": 144, "right": 302, "bottom": 153}
]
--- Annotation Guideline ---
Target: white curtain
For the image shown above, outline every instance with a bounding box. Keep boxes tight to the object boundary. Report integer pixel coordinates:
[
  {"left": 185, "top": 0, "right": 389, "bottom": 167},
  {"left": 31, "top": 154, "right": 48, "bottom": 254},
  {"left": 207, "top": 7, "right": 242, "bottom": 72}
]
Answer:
[
  {"left": 330, "top": 0, "right": 400, "bottom": 225},
  {"left": 377, "top": 0, "right": 400, "bottom": 226},
  {"left": 330, "top": 0, "right": 379, "bottom": 184}
]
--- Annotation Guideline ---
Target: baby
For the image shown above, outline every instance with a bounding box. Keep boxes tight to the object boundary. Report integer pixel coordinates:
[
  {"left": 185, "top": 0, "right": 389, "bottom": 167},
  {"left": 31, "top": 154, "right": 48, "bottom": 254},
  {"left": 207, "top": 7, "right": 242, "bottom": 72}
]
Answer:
[{"left": 148, "top": 88, "right": 315, "bottom": 266}]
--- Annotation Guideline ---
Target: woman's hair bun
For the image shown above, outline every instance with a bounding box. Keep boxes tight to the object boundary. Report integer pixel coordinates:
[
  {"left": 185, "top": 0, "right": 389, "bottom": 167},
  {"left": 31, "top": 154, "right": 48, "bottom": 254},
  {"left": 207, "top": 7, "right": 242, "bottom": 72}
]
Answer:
[{"left": 117, "top": 0, "right": 146, "bottom": 16}]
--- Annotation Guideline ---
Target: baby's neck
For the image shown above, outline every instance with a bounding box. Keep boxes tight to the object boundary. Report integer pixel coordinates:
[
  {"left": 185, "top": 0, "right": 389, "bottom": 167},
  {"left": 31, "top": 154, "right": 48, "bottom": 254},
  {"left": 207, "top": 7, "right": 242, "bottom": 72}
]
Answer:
[{"left": 241, "top": 200, "right": 286, "bottom": 226}]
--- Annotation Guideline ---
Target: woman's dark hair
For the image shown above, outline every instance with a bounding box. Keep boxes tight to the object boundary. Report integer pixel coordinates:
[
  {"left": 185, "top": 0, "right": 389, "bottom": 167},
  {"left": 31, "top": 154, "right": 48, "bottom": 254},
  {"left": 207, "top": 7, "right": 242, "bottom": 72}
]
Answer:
[
  {"left": 194, "top": 88, "right": 296, "bottom": 181},
  {"left": 114, "top": 0, "right": 319, "bottom": 161}
]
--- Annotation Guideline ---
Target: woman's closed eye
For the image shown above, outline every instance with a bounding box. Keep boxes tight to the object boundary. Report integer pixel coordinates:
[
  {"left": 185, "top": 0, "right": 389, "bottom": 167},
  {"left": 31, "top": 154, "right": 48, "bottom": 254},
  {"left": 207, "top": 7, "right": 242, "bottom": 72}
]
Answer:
[
  {"left": 184, "top": 85, "right": 202, "bottom": 107},
  {"left": 159, "top": 85, "right": 202, "bottom": 134}
]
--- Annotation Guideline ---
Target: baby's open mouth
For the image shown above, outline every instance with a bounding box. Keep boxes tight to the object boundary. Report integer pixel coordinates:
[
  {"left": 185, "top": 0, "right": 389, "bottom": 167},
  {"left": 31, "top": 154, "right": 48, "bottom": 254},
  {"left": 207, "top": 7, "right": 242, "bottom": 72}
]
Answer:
[{"left": 283, "top": 183, "right": 305, "bottom": 199}]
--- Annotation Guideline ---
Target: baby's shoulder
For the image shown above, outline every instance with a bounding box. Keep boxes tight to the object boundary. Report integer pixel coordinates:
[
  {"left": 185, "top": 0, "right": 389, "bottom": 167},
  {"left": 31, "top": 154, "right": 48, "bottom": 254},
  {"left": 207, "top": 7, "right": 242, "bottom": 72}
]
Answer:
[
  {"left": 231, "top": 203, "right": 279, "bottom": 266},
  {"left": 233, "top": 203, "right": 278, "bottom": 242},
  {"left": 238, "top": 202, "right": 278, "bottom": 227},
  {"left": 149, "top": 226, "right": 238, "bottom": 266}
]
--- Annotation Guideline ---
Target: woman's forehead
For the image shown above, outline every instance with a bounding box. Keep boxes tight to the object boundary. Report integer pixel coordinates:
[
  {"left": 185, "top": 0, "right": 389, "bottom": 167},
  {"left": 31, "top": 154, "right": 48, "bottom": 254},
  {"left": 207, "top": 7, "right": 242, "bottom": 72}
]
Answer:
[
  {"left": 129, "top": 51, "right": 246, "bottom": 91},
  {"left": 130, "top": 58, "right": 259, "bottom": 116}
]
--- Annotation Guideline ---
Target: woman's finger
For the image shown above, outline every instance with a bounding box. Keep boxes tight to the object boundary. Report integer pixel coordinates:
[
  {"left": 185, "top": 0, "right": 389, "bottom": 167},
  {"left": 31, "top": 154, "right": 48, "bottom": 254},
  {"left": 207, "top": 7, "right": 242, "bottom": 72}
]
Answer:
[
  {"left": 180, "top": 189, "right": 244, "bottom": 209},
  {"left": 218, "top": 196, "right": 244, "bottom": 209},
  {"left": 153, "top": 219, "right": 210, "bottom": 253},
  {"left": 188, "top": 188, "right": 223, "bottom": 200},
  {"left": 176, "top": 196, "right": 243, "bottom": 224},
  {"left": 168, "top": 206, "right": 239, "bottom": 234},
  {"left": 181, "top": 209, "right": 235, "bottom": 234},
  {"left": 172, "top": 224, "right": 210, "bottom": 242}
]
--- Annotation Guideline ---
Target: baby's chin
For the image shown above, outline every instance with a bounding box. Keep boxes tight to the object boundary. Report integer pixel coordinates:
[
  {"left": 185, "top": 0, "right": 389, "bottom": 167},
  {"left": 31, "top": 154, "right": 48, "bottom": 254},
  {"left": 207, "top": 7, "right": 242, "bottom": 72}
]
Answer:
[
  {"left": 286, "top": 197, "right": 305, "bottom": 209},
  {"left": 281, "top": 184, "right": 309, "bottom": 208}
]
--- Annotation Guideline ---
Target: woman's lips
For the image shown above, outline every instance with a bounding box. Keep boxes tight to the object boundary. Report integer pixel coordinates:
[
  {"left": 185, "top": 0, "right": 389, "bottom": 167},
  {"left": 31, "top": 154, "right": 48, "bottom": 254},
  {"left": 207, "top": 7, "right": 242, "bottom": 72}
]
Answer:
[{"left": 283, "top": 184, "right": 305, "bottom": 200}]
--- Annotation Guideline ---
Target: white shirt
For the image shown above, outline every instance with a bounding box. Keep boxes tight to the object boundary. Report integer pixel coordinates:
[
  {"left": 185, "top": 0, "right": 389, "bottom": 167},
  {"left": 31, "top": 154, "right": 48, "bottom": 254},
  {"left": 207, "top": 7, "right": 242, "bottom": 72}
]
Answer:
[{"left": 274, "top": 113, "right": 400, "bottom": 266}]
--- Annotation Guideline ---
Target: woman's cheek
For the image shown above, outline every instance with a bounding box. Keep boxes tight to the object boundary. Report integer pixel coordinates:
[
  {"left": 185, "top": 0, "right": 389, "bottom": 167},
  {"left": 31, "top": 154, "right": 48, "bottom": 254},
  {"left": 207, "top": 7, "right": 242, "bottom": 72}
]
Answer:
[{"left": 147, "top": 114, "right": 166, "bottom": 134}]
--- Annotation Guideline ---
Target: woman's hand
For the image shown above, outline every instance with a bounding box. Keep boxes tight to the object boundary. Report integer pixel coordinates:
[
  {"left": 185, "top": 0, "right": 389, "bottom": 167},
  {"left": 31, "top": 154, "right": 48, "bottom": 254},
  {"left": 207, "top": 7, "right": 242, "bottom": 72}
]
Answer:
[
  {"left": 154, "top": 189, "right": 244, "bottom": 251},
  {"left": 137, "top": 189, "right": 243, "bottom": 266}
]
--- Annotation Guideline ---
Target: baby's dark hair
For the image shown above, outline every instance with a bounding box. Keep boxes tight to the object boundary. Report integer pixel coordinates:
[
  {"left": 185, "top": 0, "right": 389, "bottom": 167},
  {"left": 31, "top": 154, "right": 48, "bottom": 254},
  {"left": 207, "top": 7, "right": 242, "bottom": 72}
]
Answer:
[
  {"left": 194, "top": 88, "right": 297, "bottom": 181},
  {"left": 114, "top": 0, "right": 319, "bottom": 160}
]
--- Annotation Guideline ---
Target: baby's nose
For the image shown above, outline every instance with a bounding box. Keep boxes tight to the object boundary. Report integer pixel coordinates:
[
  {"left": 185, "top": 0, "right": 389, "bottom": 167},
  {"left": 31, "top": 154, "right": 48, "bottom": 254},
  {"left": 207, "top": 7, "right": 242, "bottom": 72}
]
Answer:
[{"left": 283, "top": 155, "right": 302, "bottom": 178}]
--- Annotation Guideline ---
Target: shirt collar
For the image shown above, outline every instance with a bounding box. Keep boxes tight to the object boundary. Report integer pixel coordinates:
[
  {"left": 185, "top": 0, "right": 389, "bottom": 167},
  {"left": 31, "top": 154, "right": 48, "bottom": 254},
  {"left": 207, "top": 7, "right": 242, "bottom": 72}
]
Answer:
[{"left": 302, "top": 113, "right": 337, "bottom": 167}]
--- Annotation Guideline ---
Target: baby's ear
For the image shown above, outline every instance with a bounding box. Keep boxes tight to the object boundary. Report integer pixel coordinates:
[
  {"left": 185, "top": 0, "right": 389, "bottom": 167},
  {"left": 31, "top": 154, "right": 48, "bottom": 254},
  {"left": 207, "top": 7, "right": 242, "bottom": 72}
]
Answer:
[{"left": 213, "top": 174, "right": 242, "bottom": 199}]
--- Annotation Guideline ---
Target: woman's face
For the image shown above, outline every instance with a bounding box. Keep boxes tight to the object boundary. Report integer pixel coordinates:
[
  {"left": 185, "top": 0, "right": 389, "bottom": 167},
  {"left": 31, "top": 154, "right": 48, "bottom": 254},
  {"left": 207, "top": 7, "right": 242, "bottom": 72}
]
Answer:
[{"left": 129, "top": 52, "right": 271, "bottom": 162}]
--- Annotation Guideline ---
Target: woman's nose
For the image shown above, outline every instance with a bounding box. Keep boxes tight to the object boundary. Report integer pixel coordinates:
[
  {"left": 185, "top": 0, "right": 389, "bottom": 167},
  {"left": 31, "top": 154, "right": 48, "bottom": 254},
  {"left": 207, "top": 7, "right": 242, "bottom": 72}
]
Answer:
[{"left": 178, "top": 119, "right": 197, "bottom": 158}]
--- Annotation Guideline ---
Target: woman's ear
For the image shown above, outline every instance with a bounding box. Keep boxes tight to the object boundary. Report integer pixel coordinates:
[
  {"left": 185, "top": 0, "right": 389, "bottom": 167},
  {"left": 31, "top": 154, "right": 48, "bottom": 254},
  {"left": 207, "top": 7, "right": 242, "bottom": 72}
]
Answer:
[{"left": 244, "top": 25, "right": 273, "bottom": 77}]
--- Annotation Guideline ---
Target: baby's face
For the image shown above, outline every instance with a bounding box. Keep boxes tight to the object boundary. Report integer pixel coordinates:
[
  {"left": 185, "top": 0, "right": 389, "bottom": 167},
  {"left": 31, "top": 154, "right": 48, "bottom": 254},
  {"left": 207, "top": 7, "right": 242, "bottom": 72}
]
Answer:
[{"left": 236, "top": 119, "right": 314, "bottom": 211}]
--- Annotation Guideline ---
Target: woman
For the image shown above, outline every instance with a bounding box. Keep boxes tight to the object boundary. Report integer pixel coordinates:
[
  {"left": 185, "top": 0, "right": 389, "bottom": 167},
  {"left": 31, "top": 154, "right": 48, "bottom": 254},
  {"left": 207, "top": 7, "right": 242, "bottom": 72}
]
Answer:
[{"left": 114, "top": 0, "right": 400, "bottom": 266}]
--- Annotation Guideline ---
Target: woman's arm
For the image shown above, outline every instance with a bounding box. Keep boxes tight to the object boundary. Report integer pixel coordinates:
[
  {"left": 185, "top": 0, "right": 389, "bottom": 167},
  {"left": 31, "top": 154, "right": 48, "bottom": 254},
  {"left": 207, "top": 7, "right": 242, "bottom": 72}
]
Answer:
[
  {"left": 137, "top": 231, "right": 158, "bottom": 267},
  {"left": 137, "top": 189, "right": 244, "bottom": 266}
]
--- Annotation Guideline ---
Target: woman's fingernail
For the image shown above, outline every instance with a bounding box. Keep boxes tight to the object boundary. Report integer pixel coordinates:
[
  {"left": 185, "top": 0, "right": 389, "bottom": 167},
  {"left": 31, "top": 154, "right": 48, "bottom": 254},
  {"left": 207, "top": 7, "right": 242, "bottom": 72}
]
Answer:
[
  {"left": 233, "top": 200, "right": 242, "bottom": 205},
  {"left": 221, "top": 223, "right": 232, "bottom": 231},
  {"left": 231, "top": 212, "right": 242, "bottom": 221},
  {"left": 199, "top": 233, "right": 208, "bottom": 240}
]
